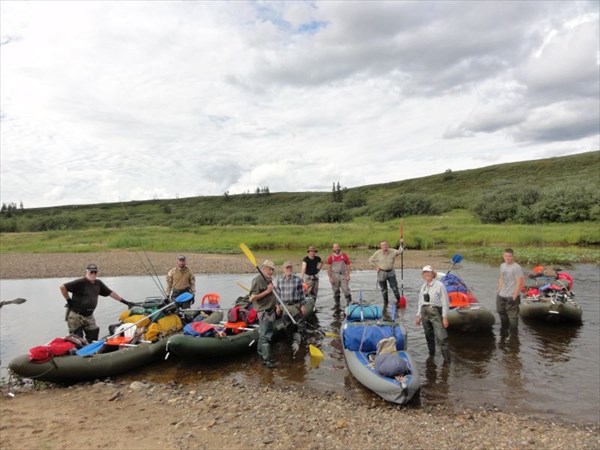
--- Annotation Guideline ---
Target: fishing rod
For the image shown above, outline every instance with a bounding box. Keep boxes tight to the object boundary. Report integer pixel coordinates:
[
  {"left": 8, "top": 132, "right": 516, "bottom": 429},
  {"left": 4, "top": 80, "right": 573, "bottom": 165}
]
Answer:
[{"left": 120, "top": 201, "right": 168, "bottom": 297}]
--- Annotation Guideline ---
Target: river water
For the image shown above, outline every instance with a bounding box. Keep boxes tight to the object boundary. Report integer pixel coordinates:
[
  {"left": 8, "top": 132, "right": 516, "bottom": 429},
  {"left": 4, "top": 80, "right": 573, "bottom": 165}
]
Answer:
[{"left": 1, "top": 262, "right": 598, "bottom": 424}]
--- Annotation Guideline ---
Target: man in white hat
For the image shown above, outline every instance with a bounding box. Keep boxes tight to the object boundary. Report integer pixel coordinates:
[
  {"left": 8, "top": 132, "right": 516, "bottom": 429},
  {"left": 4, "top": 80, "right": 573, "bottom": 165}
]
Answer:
[
  {"left": 250, "top": 260, "right": 281, "bottom": 368},
  {"left": 415, "top": 265, "right": 451, "bottom": 363}
]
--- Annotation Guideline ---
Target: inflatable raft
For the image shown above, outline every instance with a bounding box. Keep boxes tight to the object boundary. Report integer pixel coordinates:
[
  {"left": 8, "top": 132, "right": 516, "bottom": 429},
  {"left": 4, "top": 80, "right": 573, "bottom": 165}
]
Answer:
[
  {"left": 342, "top": 304, "right": 420, "bottom": 405},
  {"left": 441, "top": 273, "right": 495, "bottom": 332},
  {"left": 521, "top": 267, "right": 582, "bottom": 324},
  {"left": 9, "top": 305, "right": 222, "bottom": 383},
  {"left": 166, "top": 295, "right": 316, "bottom": 360}
]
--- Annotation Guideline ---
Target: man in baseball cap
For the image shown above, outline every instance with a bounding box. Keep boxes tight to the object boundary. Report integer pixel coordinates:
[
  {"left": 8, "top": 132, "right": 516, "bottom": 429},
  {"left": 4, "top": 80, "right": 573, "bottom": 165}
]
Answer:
[
  {"left": 59, "top": 263, "right": 128, "bottom": 342},
  {"left": 166, "top": 255, "right": 196, "bottom": 307}
]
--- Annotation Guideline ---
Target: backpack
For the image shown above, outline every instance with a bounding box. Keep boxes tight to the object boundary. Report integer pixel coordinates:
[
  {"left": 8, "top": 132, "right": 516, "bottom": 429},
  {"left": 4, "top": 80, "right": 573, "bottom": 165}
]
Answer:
[
  {"left": 441, "top": 274, "right": 468, "bottom": 293},
  {"left": 227, "top": 302, "right": 257, "bottom": 325},
  {"left": 144, "top": 314, "right": 183, "bottom": 341}
]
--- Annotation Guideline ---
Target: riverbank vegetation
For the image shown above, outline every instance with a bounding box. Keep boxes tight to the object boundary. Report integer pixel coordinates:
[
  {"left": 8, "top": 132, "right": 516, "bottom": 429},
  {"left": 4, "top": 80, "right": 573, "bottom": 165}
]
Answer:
[{"left": 1, "top": 152, "right": 598, "bottom": 265}]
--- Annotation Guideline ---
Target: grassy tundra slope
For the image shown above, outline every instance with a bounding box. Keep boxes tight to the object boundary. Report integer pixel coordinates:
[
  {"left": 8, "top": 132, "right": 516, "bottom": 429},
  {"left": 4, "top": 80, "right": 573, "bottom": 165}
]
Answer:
[{"left": 1, "top": 151, "right": 598, "bottom": 264}]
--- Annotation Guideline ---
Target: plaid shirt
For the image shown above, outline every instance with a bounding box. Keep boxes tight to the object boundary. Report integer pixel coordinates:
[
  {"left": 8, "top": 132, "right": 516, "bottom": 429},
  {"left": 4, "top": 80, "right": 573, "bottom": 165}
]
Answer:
[{"left": 276, "top": 274, "right": 306, "bottom": 305}]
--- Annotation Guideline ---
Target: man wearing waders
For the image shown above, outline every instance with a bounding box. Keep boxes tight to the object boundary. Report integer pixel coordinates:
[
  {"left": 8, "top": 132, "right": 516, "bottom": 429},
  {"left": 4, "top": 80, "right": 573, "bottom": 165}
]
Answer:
[
  {"left": 249, "top": 260, "right": 280, "bottom": 368},
  {"left": 369, "top": 240, "right": 404, "bottom": 319},
  {"left": 60, "top": 263, "right": 128, "bottom": 342},
  {"left": 326, "top": 243, "right": 352, "bottom": 307}
]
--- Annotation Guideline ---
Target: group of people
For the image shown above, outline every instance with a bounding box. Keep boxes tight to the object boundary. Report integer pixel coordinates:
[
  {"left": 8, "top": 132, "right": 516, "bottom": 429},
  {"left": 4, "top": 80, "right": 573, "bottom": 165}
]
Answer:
[
  {"left": 59, "top": 245, "right": 524, "bottom": 370},
  {"left": 59, "top": 255, "right": 196, "bottom": 342}
]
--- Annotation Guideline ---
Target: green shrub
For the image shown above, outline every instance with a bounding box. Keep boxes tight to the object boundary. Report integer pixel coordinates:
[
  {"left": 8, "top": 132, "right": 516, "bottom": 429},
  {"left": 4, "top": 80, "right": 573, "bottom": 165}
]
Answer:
[
  {"left": 373, "top": 194, "right": 438, "bottom": 222},
  {"left": 313, "top": 203, "right": 351, "bottom": 223},
  {"left": 343, "top": 191, "right": 367, "bottom": 208}
]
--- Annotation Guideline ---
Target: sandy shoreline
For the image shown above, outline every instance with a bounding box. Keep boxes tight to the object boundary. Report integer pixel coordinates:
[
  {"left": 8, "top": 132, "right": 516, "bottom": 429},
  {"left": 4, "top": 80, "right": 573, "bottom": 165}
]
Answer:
[{"left": 0, "top": 249, "right": 450, "bottom": 279}]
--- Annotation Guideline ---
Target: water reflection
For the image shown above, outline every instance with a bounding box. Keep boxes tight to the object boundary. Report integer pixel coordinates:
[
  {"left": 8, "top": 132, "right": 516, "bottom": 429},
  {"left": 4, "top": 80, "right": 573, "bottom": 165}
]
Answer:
[
  {"left": 423, "top": 358, "right": 450, "bottom": 403},
  {"left": 523, "top": 319, "right": 581, "bottom": 363}
]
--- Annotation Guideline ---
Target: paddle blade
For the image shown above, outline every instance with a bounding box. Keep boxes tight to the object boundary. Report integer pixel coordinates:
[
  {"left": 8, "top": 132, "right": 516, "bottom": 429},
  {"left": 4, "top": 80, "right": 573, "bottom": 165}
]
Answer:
[
  {"left": 398, "top": 295, "right": 407, "bottom": 309},
  {"left": 324, "top": 331, "right": 339, "bottom": 338},
  {"left": 309, "top": 344, "right": 323, "bottom": 359},
  {"left": 174, "top": 292, "right": 193, "bottom": 303},
  {"left": 240, "top": 243, "right": 257, "bottom": 266},
  {"left": 76, "top": 340, "right": 105, "bottom": 357},
  {"left": 451, "top": 254, "right": 463, "bottom": 264}
]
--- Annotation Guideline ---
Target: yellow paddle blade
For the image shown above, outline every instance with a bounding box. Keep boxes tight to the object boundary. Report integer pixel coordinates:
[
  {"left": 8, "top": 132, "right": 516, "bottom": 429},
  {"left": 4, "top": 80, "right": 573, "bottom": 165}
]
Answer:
[
  {"left": 309, "top": 344, "right": 323, "bottom": 359},
  {"left": 324, "top": 331, "right": 339, "bottom": 338},
  {"left": 239, "top": 243, "right": 257, "bottom": 266}
]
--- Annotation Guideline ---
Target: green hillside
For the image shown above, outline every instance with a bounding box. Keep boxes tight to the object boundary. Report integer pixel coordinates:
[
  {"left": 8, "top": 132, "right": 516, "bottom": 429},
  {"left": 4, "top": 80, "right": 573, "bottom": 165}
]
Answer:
[
  {"left": 2, "top": 151, "right": 598, "bottom": 232},
  {"left": 1, "top": 151, "right": 599, "bottom": 264}
]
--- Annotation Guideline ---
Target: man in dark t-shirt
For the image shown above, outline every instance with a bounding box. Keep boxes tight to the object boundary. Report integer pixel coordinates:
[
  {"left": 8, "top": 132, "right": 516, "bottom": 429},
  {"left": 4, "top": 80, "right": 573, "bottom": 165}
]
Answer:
[
  {"left": 59, "top": 263, "right": 127, "bottom": 341},
  {"left": 300, "top": 245, "right": 322, "bottom": 299}
]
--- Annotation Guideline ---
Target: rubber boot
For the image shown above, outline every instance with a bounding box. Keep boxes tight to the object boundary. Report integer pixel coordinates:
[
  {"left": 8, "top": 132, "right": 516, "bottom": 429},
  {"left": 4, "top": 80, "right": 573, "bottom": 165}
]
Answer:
[
  {"left": 427, "top": 342, "right": 436, "bottom": 357},
  {"left": 85, "top": 327, "right": 100, "bottom": 342},
  {"left": 71, "top": 327, "right": 84, "bottom": 338},
  {"left": 261, "top": 342, "right": 274, "bottom": 368},
  {"left": 332, "top": 294, "right": 341, "bottom": 310},
  {"left": 442, "top": 349, "right": 451, "bottom": 364},
  {"left": 382, "top": 296, "right": 390, "bottom": 320}
]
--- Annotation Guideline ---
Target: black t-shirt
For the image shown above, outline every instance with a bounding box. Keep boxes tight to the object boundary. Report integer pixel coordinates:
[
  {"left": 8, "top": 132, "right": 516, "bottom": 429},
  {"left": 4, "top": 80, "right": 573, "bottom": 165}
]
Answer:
[
  {"left": 64, "top": 277, "right": 112, "bottom": 315},
  {"left": 302, "top": 256, "right": 322, "bottom": 276}
]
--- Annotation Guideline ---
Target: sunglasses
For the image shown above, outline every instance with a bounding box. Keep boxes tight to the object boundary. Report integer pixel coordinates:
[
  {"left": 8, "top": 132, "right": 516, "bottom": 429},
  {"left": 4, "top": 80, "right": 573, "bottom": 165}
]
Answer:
[{"left": 89, "top": 271, "right": 98, "bottom": 274}]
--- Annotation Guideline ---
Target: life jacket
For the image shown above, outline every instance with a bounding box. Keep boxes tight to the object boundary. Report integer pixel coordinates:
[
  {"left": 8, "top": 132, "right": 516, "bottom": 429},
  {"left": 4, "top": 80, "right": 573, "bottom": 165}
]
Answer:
[
  {"left": 448, "top": 292, "right": 470, "bottom": 308},
  {"left": 183, "top": 321, "right": 217, "bottom": 337},
  {"left": 227, "top": 304, "right": 257, "bottom": 325}
]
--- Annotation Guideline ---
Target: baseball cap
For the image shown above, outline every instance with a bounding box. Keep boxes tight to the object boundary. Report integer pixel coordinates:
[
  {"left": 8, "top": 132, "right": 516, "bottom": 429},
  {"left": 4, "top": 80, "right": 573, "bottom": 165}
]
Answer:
[
  {"left": 262, "top": 260, "right": 276, "bottom": 270},
  {"left": 422, "top": 265, "right": 433, "bottom": 272},
  {"left": 86, "top": 263, "right": 98, "bottom": 272},
  {"left": 282, "top": 261, "right": 293, "bottom": 268}
]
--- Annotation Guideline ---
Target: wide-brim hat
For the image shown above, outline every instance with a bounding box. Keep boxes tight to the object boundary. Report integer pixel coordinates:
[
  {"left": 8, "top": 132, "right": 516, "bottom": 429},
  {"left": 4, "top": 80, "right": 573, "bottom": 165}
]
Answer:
[{"left": 262, "top": 260, "right": 276, "bottom": 270}]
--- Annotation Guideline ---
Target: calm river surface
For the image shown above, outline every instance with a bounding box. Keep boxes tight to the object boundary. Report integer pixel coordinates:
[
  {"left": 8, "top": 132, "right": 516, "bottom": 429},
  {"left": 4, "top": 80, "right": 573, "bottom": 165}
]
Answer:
[{"left": 1, "top": 262, "right": 598, "bottom": 424}]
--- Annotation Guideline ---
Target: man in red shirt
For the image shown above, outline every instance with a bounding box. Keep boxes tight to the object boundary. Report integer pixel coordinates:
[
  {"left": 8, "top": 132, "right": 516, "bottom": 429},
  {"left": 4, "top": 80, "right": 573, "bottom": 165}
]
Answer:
[{"left": 326, "top": 243, "right": 352, "bottom": 307}]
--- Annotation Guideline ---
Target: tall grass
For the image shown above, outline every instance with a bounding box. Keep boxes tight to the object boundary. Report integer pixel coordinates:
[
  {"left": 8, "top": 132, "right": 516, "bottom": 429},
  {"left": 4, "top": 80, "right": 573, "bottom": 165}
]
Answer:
[{"left": 1, "top": 213, "right": 598, "bottom": 264}]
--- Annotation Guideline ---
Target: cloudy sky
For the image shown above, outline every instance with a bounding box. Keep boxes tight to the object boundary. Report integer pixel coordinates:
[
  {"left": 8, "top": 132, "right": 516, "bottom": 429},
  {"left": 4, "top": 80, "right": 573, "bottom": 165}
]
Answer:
[{"left": 1, "top": 1, "right": 598, "bottom": 208}]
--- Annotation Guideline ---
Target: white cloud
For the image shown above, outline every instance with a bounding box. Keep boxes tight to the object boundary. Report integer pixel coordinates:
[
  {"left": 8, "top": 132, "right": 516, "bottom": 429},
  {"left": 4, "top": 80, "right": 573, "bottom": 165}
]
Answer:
[{"left": 1, "top": 1, "right": 598, "bottom": 208}]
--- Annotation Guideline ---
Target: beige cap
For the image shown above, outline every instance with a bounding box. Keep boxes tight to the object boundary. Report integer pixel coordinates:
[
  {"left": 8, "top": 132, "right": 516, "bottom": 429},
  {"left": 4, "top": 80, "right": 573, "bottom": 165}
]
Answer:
[
  {"left": 282, "top": 261, "right": 293, "bottom": 268},
  {"left": 262, "top": 260, "right": 276, "bottom": 270},
  {"left": 422, "top": 265, "right": 434, "bottom": 272}
]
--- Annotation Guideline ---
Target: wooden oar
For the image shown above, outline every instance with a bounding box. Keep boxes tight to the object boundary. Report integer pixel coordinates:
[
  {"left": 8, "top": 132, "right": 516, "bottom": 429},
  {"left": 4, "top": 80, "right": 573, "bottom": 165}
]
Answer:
[{"left": 0, "top": 298, "right": 26, "bottom": 308}]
